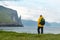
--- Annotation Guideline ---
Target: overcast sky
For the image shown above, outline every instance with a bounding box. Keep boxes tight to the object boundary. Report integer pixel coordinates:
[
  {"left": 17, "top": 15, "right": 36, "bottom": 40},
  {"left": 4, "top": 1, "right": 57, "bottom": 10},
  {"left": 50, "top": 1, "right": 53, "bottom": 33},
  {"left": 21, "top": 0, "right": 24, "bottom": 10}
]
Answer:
[{"left": 0, "top": 0, "right": 60, "bottom": 23}]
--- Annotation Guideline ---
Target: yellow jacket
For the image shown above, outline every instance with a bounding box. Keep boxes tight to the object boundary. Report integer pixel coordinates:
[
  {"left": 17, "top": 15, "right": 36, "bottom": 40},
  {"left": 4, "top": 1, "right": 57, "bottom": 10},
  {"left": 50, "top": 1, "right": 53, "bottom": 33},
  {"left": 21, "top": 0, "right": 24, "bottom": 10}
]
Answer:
[{"left": 38, "top": 16, "right": 44, "bottom": 27}]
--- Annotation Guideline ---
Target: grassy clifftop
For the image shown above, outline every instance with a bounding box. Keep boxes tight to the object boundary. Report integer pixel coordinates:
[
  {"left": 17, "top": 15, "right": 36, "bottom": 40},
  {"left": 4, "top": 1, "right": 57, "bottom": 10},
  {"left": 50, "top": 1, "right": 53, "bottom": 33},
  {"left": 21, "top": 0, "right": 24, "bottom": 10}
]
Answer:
[{"left": 0, "top": 31, "right": 60, "bottom": 40}]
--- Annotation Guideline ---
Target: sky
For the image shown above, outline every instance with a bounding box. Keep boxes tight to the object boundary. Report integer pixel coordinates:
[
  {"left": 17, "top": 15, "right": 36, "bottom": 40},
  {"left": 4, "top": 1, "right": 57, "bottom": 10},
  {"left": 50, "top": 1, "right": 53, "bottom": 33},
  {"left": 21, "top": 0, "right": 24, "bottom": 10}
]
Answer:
[{"left": 0, "top": 0, "right": 60, "bottom": 23}]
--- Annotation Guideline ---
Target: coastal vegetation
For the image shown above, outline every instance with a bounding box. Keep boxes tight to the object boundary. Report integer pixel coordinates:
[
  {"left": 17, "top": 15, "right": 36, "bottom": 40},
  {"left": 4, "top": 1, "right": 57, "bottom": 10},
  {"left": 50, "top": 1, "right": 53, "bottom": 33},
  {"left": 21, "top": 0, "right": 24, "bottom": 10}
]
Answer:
[{"left": 0, "top": 31, "right": 60, "bottom": 40}]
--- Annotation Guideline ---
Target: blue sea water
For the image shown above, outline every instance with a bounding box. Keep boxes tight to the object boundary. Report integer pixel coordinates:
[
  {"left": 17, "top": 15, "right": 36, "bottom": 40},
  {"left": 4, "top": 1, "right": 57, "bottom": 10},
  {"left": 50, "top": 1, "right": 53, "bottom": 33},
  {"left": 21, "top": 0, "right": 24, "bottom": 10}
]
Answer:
[{"left": 0, "top": 26, "right": 60, "bottom": 34}]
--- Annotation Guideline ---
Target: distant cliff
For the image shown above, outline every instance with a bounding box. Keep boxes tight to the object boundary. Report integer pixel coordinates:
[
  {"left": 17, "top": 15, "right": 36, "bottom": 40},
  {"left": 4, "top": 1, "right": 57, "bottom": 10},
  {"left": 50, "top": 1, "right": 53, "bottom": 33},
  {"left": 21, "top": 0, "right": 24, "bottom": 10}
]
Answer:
[
  {"left": 0, "top": 6, "right": 23, "bottom": 27},
  {"left": 22, "top": 20, "right": 60, "bottom": 27}
]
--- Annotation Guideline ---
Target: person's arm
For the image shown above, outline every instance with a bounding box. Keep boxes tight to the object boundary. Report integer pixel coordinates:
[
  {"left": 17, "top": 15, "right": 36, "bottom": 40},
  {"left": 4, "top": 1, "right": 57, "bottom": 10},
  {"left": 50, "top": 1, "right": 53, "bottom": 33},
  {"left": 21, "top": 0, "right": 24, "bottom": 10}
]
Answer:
[{"left": 38, "top": 17, "right": 41, "bottom": 24}]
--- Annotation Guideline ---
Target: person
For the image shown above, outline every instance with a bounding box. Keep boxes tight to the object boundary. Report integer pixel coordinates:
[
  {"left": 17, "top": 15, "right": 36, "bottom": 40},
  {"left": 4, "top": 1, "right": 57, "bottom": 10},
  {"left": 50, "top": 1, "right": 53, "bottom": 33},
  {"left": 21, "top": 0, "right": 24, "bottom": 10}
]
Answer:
[{"left": 37, "top": 15, "right": 45, "bottom": 34}]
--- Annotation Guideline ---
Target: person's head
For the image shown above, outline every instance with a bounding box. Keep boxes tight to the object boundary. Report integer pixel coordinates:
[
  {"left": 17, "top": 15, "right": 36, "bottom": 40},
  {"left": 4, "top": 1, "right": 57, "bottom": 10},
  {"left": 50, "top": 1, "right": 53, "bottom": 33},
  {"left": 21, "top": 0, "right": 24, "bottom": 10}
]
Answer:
[{"left": 40, "top": 15, "right": 42, "bottom": 17}]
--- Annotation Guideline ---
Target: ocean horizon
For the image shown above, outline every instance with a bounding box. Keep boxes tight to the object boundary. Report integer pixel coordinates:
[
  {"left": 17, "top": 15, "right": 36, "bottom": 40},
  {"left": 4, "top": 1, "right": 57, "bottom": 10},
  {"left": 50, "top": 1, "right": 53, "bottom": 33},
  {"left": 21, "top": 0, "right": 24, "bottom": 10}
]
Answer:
[{"left": 0, "top": 26, "right": 60, "bottom": 34}]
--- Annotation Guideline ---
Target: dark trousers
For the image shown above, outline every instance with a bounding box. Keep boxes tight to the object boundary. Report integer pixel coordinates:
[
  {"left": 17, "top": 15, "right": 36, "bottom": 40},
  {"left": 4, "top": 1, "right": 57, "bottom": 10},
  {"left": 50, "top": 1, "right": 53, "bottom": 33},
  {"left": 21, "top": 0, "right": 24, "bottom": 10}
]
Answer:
[{"left": 37, "top": 27, "right": 43, "bottom": 34}]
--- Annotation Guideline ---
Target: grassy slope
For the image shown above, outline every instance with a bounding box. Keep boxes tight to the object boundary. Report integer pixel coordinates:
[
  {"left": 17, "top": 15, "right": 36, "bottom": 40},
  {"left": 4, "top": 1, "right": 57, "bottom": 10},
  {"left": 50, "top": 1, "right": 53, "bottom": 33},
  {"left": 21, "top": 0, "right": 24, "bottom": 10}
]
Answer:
[
  {"left": 0, "top": 13, "right": 13, "bottom": 23},
  {"left": 0, "top": 7, "right": 15, "bottom": 23},
  {"left": 0, "top": 31, "right": 60, "bottom": 40}
]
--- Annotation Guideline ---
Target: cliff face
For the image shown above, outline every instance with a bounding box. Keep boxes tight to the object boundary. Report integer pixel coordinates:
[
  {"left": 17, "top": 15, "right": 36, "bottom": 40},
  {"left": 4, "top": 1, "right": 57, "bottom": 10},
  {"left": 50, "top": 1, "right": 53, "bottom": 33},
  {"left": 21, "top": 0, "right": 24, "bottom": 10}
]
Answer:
[{"left": 0, "top": 6, "right": 23, "bottom": 27}]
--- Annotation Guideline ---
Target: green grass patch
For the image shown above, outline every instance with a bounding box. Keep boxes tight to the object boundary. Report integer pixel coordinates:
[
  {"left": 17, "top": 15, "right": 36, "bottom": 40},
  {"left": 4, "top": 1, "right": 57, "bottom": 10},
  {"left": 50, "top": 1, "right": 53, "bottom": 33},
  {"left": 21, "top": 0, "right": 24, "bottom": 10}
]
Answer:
[{"left": 0, "top": 31, "right": 60, "bottom": 40}]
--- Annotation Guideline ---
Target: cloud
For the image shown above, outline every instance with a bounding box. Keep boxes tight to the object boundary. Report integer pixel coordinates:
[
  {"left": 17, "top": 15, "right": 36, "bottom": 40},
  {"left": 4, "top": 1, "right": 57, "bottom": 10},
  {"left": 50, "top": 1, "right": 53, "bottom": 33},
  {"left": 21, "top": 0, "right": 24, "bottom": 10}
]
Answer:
[
  {"left": 0, "top": 0, "right": 60, "bottom": 23},
  {"left": 0, "top": 0, "right": 19, "bottom": 1}
]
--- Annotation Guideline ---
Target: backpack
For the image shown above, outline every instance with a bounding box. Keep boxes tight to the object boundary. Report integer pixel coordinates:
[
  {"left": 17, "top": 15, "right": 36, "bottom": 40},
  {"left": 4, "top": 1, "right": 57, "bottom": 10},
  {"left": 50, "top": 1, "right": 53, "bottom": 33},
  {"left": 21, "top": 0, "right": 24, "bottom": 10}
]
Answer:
[{"left": 40, "top": 18, "right": 45, "bottom": 25}]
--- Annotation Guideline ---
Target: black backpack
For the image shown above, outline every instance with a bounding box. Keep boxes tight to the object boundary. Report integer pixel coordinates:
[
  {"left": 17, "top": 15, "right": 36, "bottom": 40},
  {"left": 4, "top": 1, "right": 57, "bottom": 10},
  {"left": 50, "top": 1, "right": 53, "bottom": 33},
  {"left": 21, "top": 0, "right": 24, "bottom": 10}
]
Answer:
[{"left": 40, "top": 18, "right": 45, "bottom": 25}]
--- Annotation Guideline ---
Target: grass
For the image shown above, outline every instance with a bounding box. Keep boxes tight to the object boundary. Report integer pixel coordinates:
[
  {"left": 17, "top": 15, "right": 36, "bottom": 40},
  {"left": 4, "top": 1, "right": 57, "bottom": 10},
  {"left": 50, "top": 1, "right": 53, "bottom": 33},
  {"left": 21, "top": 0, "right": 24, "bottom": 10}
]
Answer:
[{"left": 0, "top": 31, "right": 60, "bottom": 40}]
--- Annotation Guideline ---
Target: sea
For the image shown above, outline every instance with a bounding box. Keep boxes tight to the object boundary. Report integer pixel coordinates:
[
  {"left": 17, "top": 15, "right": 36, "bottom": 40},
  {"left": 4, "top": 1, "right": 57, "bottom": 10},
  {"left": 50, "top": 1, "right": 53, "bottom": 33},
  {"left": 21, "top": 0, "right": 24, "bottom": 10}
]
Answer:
[{"left": 0, "top": 26, "right": 60, "bottom": 34}]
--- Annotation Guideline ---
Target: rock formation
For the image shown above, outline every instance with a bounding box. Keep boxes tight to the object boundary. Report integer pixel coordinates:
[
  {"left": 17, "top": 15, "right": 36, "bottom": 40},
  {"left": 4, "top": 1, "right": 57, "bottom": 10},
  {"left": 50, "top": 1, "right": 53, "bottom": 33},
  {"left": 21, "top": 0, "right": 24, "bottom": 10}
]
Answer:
[{"left": 0, "top": 6, "right": 23, "bottom": 27}]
